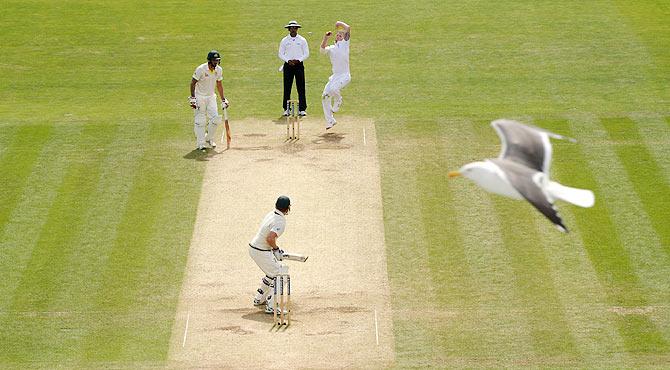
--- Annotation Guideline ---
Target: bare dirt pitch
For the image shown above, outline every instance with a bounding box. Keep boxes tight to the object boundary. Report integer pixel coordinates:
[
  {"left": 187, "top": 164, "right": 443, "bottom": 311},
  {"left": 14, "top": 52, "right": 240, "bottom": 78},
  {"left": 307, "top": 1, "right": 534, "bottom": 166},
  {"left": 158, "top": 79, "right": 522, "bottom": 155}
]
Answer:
[{"left": 168, "top": 116, "right": 395, "bottom": 368}]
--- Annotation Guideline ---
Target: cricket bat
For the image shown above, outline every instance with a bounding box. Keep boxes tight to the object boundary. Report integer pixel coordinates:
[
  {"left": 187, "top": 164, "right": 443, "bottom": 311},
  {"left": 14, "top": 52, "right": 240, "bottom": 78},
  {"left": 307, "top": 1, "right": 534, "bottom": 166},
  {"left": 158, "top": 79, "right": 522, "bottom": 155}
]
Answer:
[
  {"left": 221, "top": 107, "right": 231, "bottom": 149},
  {"left": 282, "top": 252, "right": 308, "bottom": 262}
]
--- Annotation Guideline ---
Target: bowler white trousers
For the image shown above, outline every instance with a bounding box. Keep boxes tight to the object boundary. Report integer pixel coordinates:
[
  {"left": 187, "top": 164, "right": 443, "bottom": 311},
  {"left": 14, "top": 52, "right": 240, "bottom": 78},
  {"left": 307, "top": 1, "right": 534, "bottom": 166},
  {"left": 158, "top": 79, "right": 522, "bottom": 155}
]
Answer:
[{"left": 322, "top": 73, "right": 351, "bottom": 124}]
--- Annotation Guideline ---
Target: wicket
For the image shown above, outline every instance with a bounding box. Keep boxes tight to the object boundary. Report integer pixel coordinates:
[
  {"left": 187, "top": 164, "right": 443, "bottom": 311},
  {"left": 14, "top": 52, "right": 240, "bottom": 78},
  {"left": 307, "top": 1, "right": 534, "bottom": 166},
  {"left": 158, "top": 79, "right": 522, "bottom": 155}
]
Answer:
[
  {"left": 273, "top": 274, "right": 291, "bottom": 326},
  {"left": 286, "top": 99, "right": 300, "bottom": 140}
]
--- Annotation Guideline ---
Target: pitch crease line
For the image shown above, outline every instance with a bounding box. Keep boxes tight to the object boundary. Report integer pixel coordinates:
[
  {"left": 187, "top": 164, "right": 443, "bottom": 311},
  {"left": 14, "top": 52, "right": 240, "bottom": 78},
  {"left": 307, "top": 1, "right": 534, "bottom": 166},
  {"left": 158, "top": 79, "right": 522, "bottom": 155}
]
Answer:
[
  {"left": 182, "top": 311, "right": 190, "bottom": 348},
  {"left": 363, "top": 127, "right": 367, "bottom": 146},
  {"left": 374, "top": 308, "right": 379, "bottom": 345}
]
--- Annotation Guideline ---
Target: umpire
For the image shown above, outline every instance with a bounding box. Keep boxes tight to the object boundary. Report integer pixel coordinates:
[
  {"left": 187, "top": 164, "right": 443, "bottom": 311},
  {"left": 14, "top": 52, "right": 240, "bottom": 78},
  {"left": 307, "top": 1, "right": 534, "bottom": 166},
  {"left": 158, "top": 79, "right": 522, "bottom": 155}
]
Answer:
[{"left": 278, "top": 20, "right": 309, "bottom": 116}]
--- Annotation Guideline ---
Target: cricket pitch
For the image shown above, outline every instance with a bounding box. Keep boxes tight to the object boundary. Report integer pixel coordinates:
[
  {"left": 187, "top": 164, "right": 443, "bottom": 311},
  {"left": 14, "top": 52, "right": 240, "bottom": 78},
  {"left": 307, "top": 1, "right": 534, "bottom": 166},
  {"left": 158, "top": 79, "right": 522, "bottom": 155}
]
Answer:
[{"left": 168, "top": 116, "right": 395, "bottom": 368}]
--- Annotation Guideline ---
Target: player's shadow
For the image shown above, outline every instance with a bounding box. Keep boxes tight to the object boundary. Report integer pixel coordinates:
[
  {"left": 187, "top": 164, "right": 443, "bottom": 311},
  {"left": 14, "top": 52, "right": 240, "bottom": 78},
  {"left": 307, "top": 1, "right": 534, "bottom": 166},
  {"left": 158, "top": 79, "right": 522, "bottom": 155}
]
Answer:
[
  {"left": 310, "top": 132, "right": 351, "bottom": 150},
  {"left": 313, "top": 132, "right": 346, "bottom": 144},
  {"left": 231, "top": 145, "right": 272, "bottom": 151},
  {"left": 273, "top": 116, "right": 289, "bottom": 125},
  {"left": 240, "top": 311, "right": 271, "bottom": 324},
  {"left": 182, "top": 148, "right": 226, "bottom": 161},
  {"left": 240, "top": 309, "right": 298, "bottom": 330}
]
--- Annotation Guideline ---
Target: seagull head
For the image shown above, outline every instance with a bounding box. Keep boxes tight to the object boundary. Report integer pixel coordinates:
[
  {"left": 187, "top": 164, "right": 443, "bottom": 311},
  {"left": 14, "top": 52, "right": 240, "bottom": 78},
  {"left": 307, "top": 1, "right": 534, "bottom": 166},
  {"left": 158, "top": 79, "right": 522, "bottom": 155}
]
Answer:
[{"left": 448, "top": 161, "right": 499, "bottom": 181}]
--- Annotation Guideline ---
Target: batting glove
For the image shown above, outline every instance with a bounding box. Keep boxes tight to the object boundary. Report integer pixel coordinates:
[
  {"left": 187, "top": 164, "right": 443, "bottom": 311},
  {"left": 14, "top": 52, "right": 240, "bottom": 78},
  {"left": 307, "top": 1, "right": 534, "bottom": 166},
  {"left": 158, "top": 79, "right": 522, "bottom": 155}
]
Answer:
[
  {"left": 272, "top": 248, "right": 284, "bottom": 261},
  {"left": 221, "top": 98, "right": 229, "bottom": 110},
  {"left": 189, "top": 96, "right": 197, "bottom": 109}
]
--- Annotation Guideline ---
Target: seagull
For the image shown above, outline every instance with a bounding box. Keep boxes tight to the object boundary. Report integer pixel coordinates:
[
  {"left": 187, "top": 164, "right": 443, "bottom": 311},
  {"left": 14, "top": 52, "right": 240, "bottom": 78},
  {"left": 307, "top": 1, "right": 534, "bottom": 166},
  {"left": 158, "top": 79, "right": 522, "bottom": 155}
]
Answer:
[{"left": 448, "top": 119, "right": 595, "bottom": 232}]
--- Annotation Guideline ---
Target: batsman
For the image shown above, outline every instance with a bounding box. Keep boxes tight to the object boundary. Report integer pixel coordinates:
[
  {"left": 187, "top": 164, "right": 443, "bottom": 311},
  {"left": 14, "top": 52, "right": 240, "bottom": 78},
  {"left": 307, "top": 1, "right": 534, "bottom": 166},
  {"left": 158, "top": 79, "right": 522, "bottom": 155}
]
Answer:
[
  {"left": 248, "top": 196, "right": 307, "bottom": 315},
  {"left": 189, "top": 50, "right": 231, "bottom": 151}
]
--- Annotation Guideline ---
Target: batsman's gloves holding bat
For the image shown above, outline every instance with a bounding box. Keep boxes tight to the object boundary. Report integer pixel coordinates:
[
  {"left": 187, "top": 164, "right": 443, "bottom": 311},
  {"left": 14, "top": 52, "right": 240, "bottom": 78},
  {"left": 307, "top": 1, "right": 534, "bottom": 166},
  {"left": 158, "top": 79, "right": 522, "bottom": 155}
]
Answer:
[
  {"left": 272, "top": 248, "right": 284, "bottom": 261},
  {"left": 189, "top": 96, "right": 197, "bottom": 109},
  {"left": 221, "top": 98, "right": 229, "bottom": 110}
]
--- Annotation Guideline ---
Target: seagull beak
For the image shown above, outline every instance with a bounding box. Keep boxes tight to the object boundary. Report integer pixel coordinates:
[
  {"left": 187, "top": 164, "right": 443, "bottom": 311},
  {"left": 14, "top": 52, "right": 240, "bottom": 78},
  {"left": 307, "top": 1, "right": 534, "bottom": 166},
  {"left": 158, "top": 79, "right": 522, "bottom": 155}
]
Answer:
[{"left": 448, "top": 171, "right": 461, "bottom": 178}]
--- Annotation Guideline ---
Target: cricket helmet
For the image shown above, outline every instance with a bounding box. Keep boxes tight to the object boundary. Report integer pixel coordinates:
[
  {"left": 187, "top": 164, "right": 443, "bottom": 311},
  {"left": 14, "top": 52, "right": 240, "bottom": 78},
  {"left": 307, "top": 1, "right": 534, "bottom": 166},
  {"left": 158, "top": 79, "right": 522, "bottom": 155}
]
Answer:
[
  {"left": 275, "top": 195, "right": 291, "bottom": 211},
  {"left": 207, "top": 50, "right": 221, "bottom": 61}
]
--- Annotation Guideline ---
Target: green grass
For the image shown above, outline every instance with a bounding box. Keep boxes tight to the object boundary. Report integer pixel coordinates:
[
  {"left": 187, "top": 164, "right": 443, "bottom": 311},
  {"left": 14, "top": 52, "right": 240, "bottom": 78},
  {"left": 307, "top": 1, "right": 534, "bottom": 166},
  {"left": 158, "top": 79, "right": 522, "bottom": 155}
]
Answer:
[{"left": 1, "top": 0, "right": 670, "bottom": 368}]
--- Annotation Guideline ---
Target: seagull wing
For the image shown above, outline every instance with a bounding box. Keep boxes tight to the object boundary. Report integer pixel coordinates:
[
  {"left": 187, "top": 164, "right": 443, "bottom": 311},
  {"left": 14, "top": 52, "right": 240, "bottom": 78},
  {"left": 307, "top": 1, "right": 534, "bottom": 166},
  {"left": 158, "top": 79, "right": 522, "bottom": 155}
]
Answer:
[
  {"left": 491, "top": 159, "right": 568, "bottom": 232},
  {"left": 492, "top": 119, "right": 554, "bottom": 173}
]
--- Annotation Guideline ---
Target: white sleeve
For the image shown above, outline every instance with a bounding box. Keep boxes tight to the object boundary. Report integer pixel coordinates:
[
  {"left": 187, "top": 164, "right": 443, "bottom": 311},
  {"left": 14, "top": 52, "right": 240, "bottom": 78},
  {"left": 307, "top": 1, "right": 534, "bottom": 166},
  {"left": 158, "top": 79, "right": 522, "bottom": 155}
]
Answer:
[
  {"left": 270, "top": 218, "right": 286, "bottom": 237},
  {"left": 192, "top": 66, "right": 201, "bottom": 80},
  {"left": 301, "top": 36, "right": 309, "bottom": 61},
  {"left": 278, "top": 39, "right": 288, "bottom": 62}
]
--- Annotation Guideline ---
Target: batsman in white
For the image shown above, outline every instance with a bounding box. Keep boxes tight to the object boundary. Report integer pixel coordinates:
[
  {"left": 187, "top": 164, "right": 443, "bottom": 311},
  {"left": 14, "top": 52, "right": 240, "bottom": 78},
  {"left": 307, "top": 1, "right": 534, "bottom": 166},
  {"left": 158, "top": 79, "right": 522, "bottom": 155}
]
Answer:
[
  {"left": 320, "top": 21, "right": 351, "bottom": 130},
  {"left": 248, "top": 196, "right": 291, "bottom": 314},
  {"left": 189, "top": 50, "right": 230, "bottom": 151}
]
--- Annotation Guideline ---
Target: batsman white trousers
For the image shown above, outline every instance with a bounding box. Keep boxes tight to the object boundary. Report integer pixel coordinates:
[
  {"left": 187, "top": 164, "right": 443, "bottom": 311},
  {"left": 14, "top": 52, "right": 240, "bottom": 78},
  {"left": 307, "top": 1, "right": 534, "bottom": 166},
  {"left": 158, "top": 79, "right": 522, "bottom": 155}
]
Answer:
[
  {"left": 321, "top": 73, "right": 351, "bottom": 124},
  {"left": 193, "top": 94, "right": 221, "bottom": 147},
  {"left": 249, "top": 246, "right": 288, "bottom": 307},
  {"left": 248, "top": 246, "right": 287, "bottom": 279}
]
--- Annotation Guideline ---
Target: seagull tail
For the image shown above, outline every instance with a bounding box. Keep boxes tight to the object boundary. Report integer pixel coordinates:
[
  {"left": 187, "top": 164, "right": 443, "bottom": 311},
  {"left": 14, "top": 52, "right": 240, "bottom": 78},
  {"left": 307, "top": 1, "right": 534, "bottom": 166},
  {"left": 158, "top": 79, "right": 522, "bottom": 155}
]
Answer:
[{"left": 546, "top": 181, "right": 595, "bottom": 208}]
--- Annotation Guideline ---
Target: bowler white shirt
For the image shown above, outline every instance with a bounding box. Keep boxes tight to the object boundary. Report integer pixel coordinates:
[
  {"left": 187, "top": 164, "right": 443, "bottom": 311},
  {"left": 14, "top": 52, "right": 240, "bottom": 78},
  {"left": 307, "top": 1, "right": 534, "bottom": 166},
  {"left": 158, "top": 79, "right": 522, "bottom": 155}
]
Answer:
[
  {"left": 250, "top": 210, "right": 286, "bottom": 250},
  {"left": 192, "top": 63, "right": 223, "bottom": 97},
  {"left": 278, "top": 34, "right": 310, "bottom": 63},
  {"left": 322, "top": 39, "right": 350, "bottom": 75}
]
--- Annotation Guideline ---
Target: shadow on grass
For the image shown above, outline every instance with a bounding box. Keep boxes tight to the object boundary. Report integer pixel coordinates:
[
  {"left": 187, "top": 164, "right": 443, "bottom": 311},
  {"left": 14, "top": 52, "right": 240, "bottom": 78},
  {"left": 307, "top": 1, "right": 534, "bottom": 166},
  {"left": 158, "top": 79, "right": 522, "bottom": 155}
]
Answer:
[{"left": 183, "top": 148, "right": 225, "bottom": 161}]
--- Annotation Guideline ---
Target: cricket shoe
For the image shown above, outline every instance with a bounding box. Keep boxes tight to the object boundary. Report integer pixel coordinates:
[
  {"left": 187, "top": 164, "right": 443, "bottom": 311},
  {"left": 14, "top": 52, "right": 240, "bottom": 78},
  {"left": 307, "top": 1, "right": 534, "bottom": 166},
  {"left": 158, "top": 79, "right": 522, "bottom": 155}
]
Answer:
[
  {"left": 326, "top": 120, "right": 337, "bottom": 130},
  {"left": 298, "top": 111, "right": 307, "bottom": 116},
  {"left": 206, "top": 139, "right": 217, "bottom": 148},
  {"left": 283, "top": 109, "right": 290, "bottom": 116},
  {"left": 253, "top": 298, "right": 266, "bottom": 306},
  {"left": 196, "top": 145, "right": 206, "bottom": 151},
  {"left": 265, "top": 305, "right": 289, "bottom": 315}
]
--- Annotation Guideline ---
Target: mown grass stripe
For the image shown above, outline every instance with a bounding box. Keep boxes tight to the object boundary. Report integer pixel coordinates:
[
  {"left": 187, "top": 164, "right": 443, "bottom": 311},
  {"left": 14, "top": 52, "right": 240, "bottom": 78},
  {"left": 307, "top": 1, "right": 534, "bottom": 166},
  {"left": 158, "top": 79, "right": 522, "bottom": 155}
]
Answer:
[
  {"left": 81, "top": 122, "right": 188, "bottom": 362},
  {"left": 9, "top": 123, "right": 119, "bottom": 312},
  {"left": 0, "top": 124, "right": 84, "bottom": 365},
  {"left": 0, "top": 125, "right": 53, "bottom": 234},
  {"left": 570, "top": 115, "right": 670, "bottom": 302},
  {"left": 601, "top": 117, "right": 670, "bottom": 258},
  {"left": 581, "top": 117, "right": 670, "bottom": 305},
  {"left": 634, "top": 114, "right": 670, "bottom": 184},
  {"left": 382, "top": 140, "right": 436, "bottom": 308},
  {"left": 412, "top": 120, "right": 484, "bottom": 362},
  {"left": 537, "top": 118, "right": 630, "bottom": 366},
  {"left": 379, "top": 135, "right": 437, "bottom": 312},
  {"left": 378, "top": 130, "right": 446, "bottom": 366},
  {"left": 442, "top": 119, "right": 536, "bottom": 363},
  {"left": 49, "top": 130, "right": 145, "bottom": 312},
  {"left": 479, "top": 115, "right": 580, "bottom": 361},
  {"left": 126, "top": 124, "right": 206, "bottom": 363},
  {"left": 0, "top": 125, "right": 18, "bottom": 158},
  {"left": 2, "top": 123, "right": 116, "bottom": 362},
  {"left": 0, "top": 124, "right": 83, "bottom": 310},
  {"left": 81, "top": 156, "right": 167, "bottom": 360},
  {"left": 417, "top": 122, "right": 475, "bottom": 303},
  {"left": 568, "top": 116, "right": 668, "bottom": 355},
  {"left": 490, "top": 196, "right": 579, "bottom": 360}
]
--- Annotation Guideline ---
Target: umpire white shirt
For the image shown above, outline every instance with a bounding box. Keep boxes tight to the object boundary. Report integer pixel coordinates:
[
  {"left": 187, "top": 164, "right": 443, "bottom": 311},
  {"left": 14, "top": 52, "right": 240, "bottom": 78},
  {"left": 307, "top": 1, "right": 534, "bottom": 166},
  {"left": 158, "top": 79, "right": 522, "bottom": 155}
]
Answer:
[
  {"left": 250, "top": 209, "right": 286, "bottom": 250},
  {"left": 278, "top": 34, "right": 310, "bottom": 62},
  {"left": 192, "top": 63, "right": 222, "bottom": 97}
]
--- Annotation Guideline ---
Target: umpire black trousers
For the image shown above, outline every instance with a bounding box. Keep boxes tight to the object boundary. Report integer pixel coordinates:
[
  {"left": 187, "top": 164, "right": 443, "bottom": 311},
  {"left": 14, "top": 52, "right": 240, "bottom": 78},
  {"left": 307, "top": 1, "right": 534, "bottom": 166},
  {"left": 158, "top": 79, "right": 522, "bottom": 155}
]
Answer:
[{"left": 283, "top": 62, "right": 307, "bottom": 111}]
